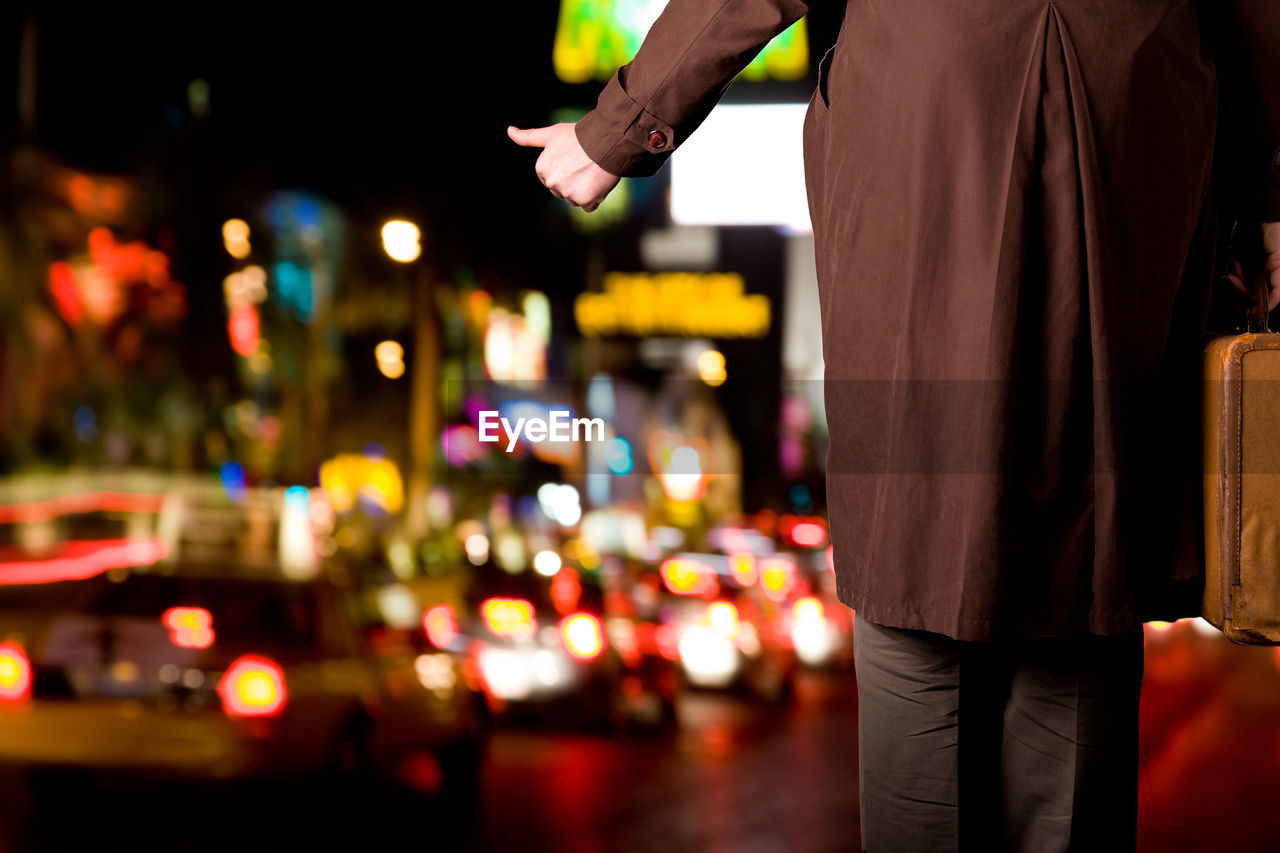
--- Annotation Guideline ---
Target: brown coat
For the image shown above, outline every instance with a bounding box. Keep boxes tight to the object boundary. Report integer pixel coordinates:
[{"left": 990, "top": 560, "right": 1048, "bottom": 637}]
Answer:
[{"left": 575, "top": 0, "right": 1280, "bottom": 641}]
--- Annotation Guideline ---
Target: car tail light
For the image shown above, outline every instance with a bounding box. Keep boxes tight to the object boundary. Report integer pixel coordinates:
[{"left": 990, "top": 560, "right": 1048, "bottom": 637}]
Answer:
[
  {"left": 162, "top": 606, "right": 215, "bottom": 649},
  {"left": 423, "top": 605, "right": 457, "bottom": 649},
  {"left": 218, "top": 654, "right": 287, "bottom": 718},
  {"left": 560, "top": 613, "right": 604, "bottom": 661},
  {"left": 729, "top": 552, "right": 757, "bottom": 586},
  {"left": 481, "top": 598, "right": 536, "bottom": 638},
  {"left": 706, "top": 601, "right": 740, "bottom": 639},
  {"left": 0, "top": 643, "right": 31, "bottom": 703},
  {"left": 784, "top": 517, "right": 828, "bottom": 548},
  {"left": 550, "top": 568, "right": 582, "bottom": 614},
  {"left": 759, "top": 558, "right": 796, "bottom": 602},
  {"left": 660, "top": 558, "right": 719, "bottom": 598},
  {"left": 792, "top": 597, "right": 832, "bottom": 664},
  {"left": 794, "top": 597, "right": 825, "bottom": 624}
]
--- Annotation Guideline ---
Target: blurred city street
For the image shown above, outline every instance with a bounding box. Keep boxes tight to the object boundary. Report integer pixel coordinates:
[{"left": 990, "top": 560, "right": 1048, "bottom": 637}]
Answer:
[{"left": 3, "top": 621, "right": 1280, "bottom": 851}]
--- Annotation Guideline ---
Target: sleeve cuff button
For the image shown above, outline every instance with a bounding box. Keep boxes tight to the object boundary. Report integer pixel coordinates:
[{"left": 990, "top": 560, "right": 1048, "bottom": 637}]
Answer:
[{"left": 647, "top": 130, "right": 668, "bottom": 149}]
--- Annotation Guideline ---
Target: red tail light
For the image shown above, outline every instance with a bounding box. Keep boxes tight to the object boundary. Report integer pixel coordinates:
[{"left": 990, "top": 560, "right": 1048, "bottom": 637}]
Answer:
[
  {"left": 0, "top": 643, "right": 31, "bottom": 703},
  {"left": 560, "top": 613, "right": 604, "bottom": 661},
  {"left": 218, "top": 654, "right": 287, "bottom": 718},
  {"left": 759, "top": 558, "right": 796, "bottom": 602},
  {"left": 655, "top": 625, "right": 679, "bottom": 661},
  {"left": 423, "top": 604, "right": 458, "bottom": 649},
  {"left": 162, "top": 606, "right": 215, "bottom": 649},
  {"left": 784, "top": 517, "right": 828, "bottom": 548},
  {"left": 481, "top": 598, "right": 536, "bottom": 638}
]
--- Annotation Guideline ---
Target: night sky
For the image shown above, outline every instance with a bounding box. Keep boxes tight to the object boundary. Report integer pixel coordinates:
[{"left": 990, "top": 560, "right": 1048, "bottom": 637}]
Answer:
[
  {"left": 2, "top": 6, "right": 574, "bottom": 260},
  {"left": 0, "top": 3, "right": 840, "bottom": 220}
]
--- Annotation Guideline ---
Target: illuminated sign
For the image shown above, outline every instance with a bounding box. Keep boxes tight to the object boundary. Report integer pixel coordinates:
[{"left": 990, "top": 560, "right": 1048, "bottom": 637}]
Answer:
[
  {"left": 484, "top": 308, "right": 547, "bottom": 385},
  {"left": 55, "top": 168, "right": 136, "bottom": 224},
  {"left": 48, "top": 227, "right": 186, "bottom": 329},
  {"left": 576, "top": 271, "right": 769, "bottom": 337},
  {"left": 670, "top": 103, "right": 811, "bottom": 231},
  {"left": 319, "top": 454, "right": 404, "bottom": 515},
  {"left": 554, "top": 0, "right": 808, "bottom": 84},
  {"left": 649, "top": 432, "right": 710, "bottom": 502}
]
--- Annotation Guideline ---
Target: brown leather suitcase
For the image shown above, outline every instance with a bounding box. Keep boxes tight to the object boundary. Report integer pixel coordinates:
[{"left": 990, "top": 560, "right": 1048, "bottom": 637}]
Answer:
[{"left": 1203, "top": 330, "right": 1280, "bottom": 644}]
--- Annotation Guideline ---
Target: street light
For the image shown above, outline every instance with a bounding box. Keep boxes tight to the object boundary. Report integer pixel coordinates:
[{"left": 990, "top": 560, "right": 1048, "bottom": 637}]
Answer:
[
  {"left": 381, "top": 220, "right": 421, "bottom": 263},
  {"left": 697, "top": 349, "right": 727, "bottom": 386},
  {"left": 375, "top": 340, "right": 405, "bottom": 379},
  {"left": 380, "top": 218, "right": 434, "bottom": 541},
  {"left": 222, "top": 218, "right": 251, "bottom": 259}
]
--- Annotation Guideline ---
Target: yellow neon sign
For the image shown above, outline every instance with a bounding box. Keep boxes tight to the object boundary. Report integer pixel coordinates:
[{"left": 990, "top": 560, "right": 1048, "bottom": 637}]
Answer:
[
  {"left": 576, "top": 271, "right": 769, "bottom": 338},
  {"left": 319, "top": 454, "right": 405, "bottom": 515}
]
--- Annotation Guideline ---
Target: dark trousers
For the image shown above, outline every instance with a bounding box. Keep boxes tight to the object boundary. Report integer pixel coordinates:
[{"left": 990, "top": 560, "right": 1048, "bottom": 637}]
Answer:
[{"left": 853, "top": 611, "right": 1145, "bottom": 853}]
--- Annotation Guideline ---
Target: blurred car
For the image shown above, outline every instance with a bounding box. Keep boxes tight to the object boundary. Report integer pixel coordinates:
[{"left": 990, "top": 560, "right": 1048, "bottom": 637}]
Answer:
[
  {"left": 657, "top": 552, "right": 799, "bottom": 702},
  {"left": 709, "top": 519, "right": 854, "bottom": 671},
  {"left": 784, "top": 591, "right": 853, "bottom": 670},
  {"left": 0, "top": 561, "right": 487, "bottom": 807},
  {"left": 453, "top": 562, "right": 678, "bottom": 729},
  {"left": 780, "top": 547, "right": 855, "bottom": 671}
]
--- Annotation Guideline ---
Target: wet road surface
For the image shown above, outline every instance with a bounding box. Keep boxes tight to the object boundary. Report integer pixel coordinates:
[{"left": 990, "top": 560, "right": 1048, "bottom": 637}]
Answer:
[
  {"left": 0, "top": 673, "right": 864, "bottom": 853},
  {"left": 6, "top": 623, "right": 1280, "bottom": 852},
  {"left": 465, "top": 675, "right": 863, "bottom": 853}
]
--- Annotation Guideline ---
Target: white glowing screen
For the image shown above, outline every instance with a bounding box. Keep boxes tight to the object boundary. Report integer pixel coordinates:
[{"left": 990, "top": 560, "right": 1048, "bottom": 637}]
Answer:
[{"left": 669, "top": 103, "right": 812, "bottom": 233}]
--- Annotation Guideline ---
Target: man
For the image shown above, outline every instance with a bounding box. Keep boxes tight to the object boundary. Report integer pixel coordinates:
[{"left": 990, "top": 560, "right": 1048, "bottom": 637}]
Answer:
[{"left": 510, "top": 1, "right": 1280, "bottom": 849}]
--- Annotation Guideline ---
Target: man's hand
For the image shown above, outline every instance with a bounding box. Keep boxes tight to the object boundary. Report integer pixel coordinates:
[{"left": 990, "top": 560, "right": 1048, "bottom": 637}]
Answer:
[
  {"left": 507, "top": 123, "right": 621, "bottom": 213},
  {"left": 1224, "top": 221, "right": 1280, "bottom": 321}
]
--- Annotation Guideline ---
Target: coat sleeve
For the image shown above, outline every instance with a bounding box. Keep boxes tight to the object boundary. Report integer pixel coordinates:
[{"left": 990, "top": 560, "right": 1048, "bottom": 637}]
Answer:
[
  {"left": 573, "top": 0, "right": 817, "bottom": 178},
  {"left": 1207, "top": 0, "right": 1280, "bottom": 222}
]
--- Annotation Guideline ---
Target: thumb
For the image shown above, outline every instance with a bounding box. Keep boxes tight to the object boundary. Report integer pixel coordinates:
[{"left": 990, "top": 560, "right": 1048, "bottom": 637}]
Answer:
[{"left": 507, "top": 125, "right": 553, "bottom": 148}]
